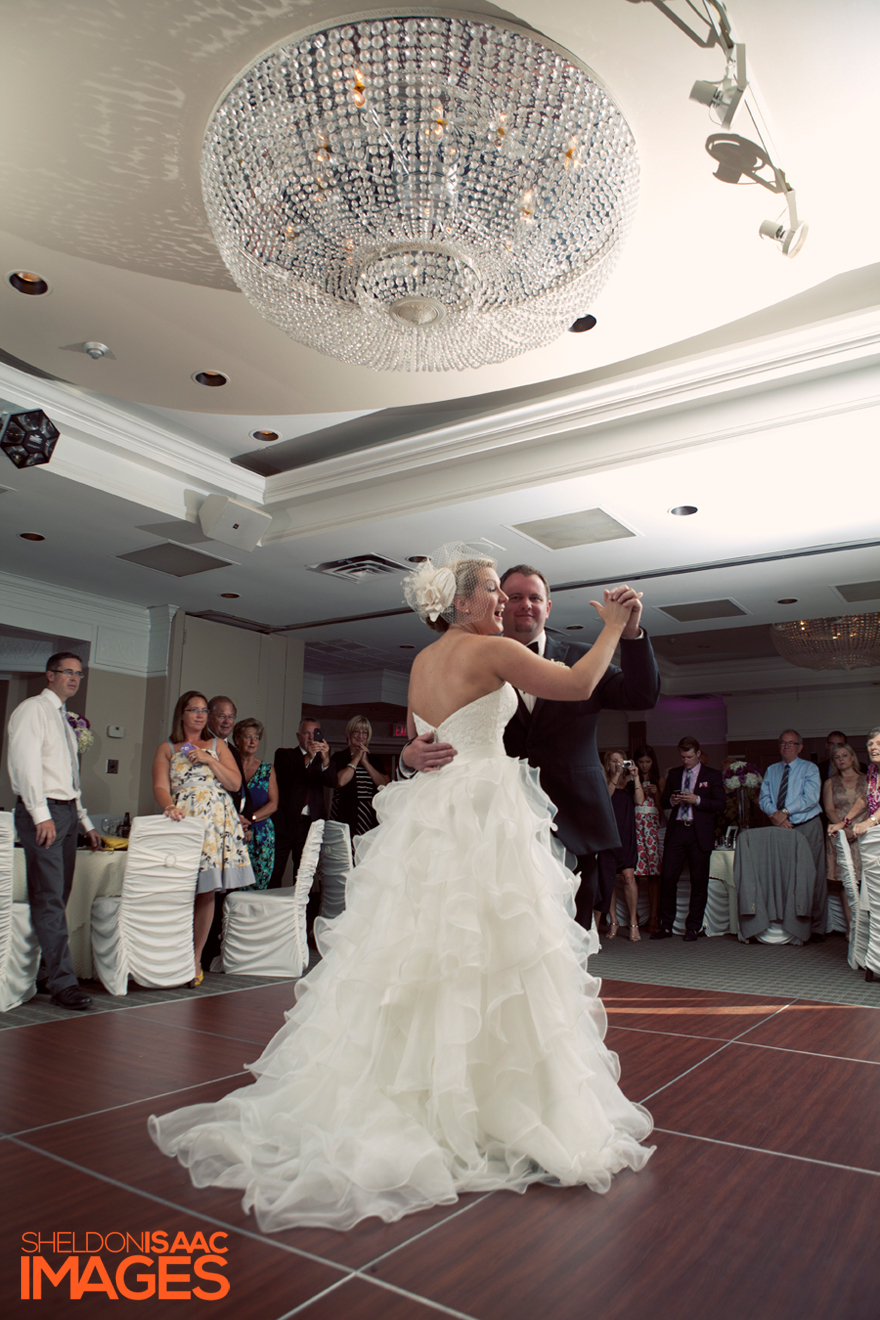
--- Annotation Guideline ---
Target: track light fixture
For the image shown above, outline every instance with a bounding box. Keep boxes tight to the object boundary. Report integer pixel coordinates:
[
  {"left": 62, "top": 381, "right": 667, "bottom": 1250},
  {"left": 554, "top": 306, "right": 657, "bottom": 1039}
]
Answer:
[{"left": 689, "top": 1, "right": 807, "bottom": 257}]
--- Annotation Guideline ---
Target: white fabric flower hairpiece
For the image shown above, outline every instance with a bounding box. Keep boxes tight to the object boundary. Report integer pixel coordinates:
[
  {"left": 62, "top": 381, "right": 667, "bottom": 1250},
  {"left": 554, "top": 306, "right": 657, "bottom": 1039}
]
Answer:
[{"left": 409, "top": 563, "right": 457, "bottom": 622}]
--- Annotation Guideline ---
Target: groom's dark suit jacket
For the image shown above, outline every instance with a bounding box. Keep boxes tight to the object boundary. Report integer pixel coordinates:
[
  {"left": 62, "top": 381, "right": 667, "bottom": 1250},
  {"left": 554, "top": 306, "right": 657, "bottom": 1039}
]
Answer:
[{"left": 503, "top": 632, "right": 660, "bottom": 857}]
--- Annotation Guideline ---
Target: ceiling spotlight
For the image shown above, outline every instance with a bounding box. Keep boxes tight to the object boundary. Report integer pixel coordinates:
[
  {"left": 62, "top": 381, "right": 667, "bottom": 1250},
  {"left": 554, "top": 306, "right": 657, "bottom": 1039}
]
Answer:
[
  {"left": 83, "top": 341, "right": 111, "bottom": 360},
  {"left": 690, "top": 43, "right": 747, "bottom": 129},
  {"left": 777, "top": 598, "right": 798, "bottom": 605},
  {"left": 192, "top": 371, "right": 228, "bottom": 387},
  {"left": 8, "top": 270, "right": 49, "bottom": 296},
  {"left": 219, "top": 592, "right": 240, "bottom": 598},
  {"left": 759, "top": 214, "right": 808, "bottom": 258},
  {"left": 669, "top": 505, "right": 698, "bottom": 517},
  {"left": 0, "top": 405, "right": 60, "bottom": 469},
  {"left": 399, "top": 644, "right": 415, "bottom": 650},
  {"left": 19, "top": 532, "right": 46, "bottom": 541},
  {"left": 250, "top": 429, "right": 280, "bottom": 442},
  {"left": 569, "top": 315, "right": 597, "bottom": 333},
  {"left": 407, "top": 555, "right": 428, "bottom": 564},
  {"left": 566, "top": 624, "right": 584, "bottom": 631}
]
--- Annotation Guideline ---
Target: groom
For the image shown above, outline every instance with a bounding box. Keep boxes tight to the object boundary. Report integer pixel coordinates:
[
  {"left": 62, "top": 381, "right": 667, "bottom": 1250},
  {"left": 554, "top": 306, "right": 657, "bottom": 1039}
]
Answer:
[{"left": 401, "top": 565, "right": 660, "bottom": 925}]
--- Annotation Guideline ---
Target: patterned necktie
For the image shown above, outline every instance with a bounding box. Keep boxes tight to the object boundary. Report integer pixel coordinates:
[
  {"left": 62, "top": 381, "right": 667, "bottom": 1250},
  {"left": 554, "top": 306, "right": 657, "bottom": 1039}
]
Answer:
[
  {"left": 60, "top": 704, "right": 80, "bottom": 793},
  {"left": 776, "top": 764, "right": 790, "bottom": 812},
  {"left": 681, "top": 765, "right": 695, "bottom": 821}
]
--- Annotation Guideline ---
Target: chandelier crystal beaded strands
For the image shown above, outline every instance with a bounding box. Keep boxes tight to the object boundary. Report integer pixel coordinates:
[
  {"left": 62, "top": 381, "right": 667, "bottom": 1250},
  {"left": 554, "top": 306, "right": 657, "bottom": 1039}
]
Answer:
[{"left": 201, "top": 10, "right": 638, "bottom": 372}]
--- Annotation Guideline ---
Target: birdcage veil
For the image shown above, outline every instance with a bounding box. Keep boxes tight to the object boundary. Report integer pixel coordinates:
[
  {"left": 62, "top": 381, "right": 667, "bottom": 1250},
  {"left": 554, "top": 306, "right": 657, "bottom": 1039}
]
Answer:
[{"left": 403, "top": 543, "right": 498, "bottom": 631}]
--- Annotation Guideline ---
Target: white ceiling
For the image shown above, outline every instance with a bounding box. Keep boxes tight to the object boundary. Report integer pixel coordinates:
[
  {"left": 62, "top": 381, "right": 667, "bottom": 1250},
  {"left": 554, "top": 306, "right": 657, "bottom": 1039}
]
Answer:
[{"left": 1, "top": 0, "right": 879, "bottom": 698}]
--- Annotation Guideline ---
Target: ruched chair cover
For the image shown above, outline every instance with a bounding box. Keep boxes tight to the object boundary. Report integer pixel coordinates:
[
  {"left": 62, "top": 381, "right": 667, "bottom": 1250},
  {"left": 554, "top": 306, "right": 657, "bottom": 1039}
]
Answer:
[
  {"left": 835, "top": 833, "right": 870, "bottom": 971},
  {"left": 0, "top": 811, "right": 41, "bottom": 1012},
  {"left": 91, "top": 815, "right": 206, "bottom": 994},
  {"left": 856, "top": 829, "right": 880, "bottom": 978},
  {"left": 221, "top": 818, "right": 326, "bottom": 978},
  {"left": 316, "top": 821, "right": 353, "bottom": 922}
]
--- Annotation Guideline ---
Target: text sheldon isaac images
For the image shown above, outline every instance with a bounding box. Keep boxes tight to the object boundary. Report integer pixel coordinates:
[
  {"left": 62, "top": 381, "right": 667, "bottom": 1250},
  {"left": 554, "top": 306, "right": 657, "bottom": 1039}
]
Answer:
[{"left": 20, "top": 1228, "right": 231, "bottom": 1301}]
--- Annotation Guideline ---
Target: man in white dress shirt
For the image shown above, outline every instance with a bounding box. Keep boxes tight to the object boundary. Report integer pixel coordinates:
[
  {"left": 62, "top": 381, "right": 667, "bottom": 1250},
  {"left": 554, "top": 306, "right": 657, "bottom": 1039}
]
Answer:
[{"left": 7, "top": 652, "right": 102, "bottom": 1009}]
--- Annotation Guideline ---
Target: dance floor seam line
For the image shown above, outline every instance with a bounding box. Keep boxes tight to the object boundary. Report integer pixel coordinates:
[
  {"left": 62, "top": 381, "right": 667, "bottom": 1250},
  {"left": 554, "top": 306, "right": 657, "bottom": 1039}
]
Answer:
[
  {"left": 0, "top": 977, "right": 300, "bottom": 1030},
  {"left": 278, "top": 1275, "right": 351, "bottom": 1318},
  {"left": 654, "top": 1127, "right": 880, "bottom": 1177},
  {"left": 355, "top": 1192, "right": 495, "bottom": 1273},
  {"left": 9, "top": 1070, "right": 252, "bottom": 1137},
  {"left": 282, "top": 1273, "right": 481, "bottom": 1320},
  {"left": 637, "top": 1039, "right": 734, "bottom": 1104},
  {"left": 4, "top": 1133, "right": 357, "bottom": 1272},
  {"left": 731, "top": 1039, "right": 880, "bottom": 1067}
]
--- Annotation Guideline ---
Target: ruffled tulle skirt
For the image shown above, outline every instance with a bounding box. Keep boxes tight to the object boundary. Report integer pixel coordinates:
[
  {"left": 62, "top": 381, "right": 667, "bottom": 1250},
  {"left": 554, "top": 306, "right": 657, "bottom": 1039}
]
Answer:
[{"left": 149, "top": 751, "right": 654, "bottom": 1231}]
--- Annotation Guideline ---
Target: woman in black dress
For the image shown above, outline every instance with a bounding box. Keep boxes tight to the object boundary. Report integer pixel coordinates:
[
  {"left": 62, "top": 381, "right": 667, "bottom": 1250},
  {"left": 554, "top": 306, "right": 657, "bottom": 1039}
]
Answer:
[
  {"left": 596, "top": 749, "right": 644, "bottom": 940},
  {"left": 329, "top": 716, "right": 391, "bottom": 841}
]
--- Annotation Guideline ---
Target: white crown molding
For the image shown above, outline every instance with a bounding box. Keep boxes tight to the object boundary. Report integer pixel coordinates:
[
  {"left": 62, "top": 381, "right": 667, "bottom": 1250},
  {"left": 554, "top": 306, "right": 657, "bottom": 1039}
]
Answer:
[
  {"left": 0, "top": 570, "right": 153, "bottom": 676},
  {"left": 260, "top": 308, "right": 880, "bottom": 535},
  {"left": 0, "top": 360, "right": 265, "bottom": 505}
]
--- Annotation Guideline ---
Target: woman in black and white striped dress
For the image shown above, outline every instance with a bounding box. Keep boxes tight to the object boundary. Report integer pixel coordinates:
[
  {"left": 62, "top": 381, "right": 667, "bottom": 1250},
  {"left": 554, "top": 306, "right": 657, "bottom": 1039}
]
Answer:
[{"left": 329, "top": 716, "right": 391, "bottom": 840}]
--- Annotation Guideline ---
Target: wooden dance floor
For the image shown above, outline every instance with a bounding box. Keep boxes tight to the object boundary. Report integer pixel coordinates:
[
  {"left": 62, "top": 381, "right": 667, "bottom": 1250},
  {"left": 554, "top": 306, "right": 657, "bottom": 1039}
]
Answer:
[{"left": 2, "top": 975, "right": 879, "bottom": 1318}]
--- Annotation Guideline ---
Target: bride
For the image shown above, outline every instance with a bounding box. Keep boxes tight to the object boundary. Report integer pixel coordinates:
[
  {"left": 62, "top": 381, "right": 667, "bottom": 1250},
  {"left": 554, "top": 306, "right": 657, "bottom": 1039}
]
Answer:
[{"left": 149, "top": 546, "right": 654, "bottom": 1231}]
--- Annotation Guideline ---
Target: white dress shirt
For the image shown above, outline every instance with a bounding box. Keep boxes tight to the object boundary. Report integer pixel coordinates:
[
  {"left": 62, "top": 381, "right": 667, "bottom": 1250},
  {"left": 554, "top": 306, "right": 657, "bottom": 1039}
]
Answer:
[
  {"left": 7, "top": 688, "right": 94, "bottom": 829},
  {"left": 519, "top": 633, "right": 545, "bottom": 713}
]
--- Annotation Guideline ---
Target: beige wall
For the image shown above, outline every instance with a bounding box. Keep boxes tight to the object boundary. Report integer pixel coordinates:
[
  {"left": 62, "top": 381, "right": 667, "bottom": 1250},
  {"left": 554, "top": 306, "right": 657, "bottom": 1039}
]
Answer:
[{"left": 80, "top": 669, "right": 147, "bottom": 822}]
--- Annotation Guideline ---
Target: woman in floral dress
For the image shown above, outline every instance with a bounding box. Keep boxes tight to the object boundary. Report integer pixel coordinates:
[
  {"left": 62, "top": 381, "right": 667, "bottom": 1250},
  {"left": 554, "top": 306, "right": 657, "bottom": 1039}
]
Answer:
[
  {"left": 152, "top": 690, "right": 254, "bottom": 982},
  {"left": 634, "top": 745, "right": 664, "bottom": 932},
  {"left": 233, "top": 718, "right": 278, "bottom": 889}
]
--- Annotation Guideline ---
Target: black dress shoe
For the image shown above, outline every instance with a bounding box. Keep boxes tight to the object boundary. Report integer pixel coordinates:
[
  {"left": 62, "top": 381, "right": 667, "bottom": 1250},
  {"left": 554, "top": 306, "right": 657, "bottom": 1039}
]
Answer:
[
  {"left": 50, "top": 986, "right": 92, "bottom": 1010},
  {"left": 866, "top": 969, "right": 876, "bottom": 983},
  {"left": 809, "top": 933, "right": 825, "bottom": 944},
  {"left": 36, "top": 978, "right": 49, "bottom": 995},
  {"left": 650, "top": 927, "right": 672, "bottom": 940},
  {"left": 683, "top": 929, "right": 700, "bottom": 942}
]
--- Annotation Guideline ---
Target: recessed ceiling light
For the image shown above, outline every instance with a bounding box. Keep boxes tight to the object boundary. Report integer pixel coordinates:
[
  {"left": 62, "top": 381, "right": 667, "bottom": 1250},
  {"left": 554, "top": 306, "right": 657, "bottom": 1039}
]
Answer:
[
  {"left": 569, "top": 315, "right": 597, "bottom": 333},
  {"left": 192, "top": 370, "right": 228, "bottom": 387},
  {"left": 8, "top": 271, "right": 49, "bottom": 296},
  {"left": 566, "top": 625, "right": 584, "bottom": 631},
  {"left": 19, "top": 532, "right": 45, "bottom": 541},
  {"left": 777, "top": 598, "right": 798, "bottom": 605},
  {"left": 407, "top": 555, "right": 428, "bottom": 563},
  {"left": 250, "top": 429, "right": 280, "bottom": 442},
  {"left": 219, "top": 592, "right": 240, "bottom": 598},
  {"left": 669, "top": 505, "right": 698, "bottom": 516},
  {"left": 399, "top": 644, "right": 415, "bottom": 649}
]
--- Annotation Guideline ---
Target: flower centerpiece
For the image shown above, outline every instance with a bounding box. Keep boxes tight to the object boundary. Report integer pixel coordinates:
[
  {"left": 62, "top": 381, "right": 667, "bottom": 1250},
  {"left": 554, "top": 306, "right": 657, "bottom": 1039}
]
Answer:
[
  {"left": 67, "top": 712, "right": 94, "bottom": 755},
  {"left": 722, "top": 759, "right": 763, "bottom": 832}
]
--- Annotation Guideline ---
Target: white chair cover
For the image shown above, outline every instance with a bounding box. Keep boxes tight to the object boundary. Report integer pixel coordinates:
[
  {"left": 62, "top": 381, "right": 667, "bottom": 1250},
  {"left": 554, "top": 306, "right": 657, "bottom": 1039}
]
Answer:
[
  {"left": 856, "top": 829, "right": 880, "bottom": 977},
  {"left": 91, "top": 815, "right": 205, "bottom": 994},
  {"left": 0, "top": 812, "right": 41, "bottom": 1012},
  {"left": 221, "top": 818, "right": 326, "bottom": 978},
  {"left": 317, "top": 821, "right": 353, "bottom": 923},
  {"left": 835, "top": 833, "right": 869, "bottom": 971}
]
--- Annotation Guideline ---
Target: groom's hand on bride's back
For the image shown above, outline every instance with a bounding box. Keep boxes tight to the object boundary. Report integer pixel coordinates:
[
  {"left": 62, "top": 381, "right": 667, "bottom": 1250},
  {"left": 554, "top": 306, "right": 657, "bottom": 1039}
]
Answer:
[{"left": 401, "top": 732, "right": 457, "bottom": 774}]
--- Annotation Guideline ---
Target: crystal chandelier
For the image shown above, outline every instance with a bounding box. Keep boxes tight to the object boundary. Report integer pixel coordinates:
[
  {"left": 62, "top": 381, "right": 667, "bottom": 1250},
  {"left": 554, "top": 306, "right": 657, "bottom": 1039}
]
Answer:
[
  {"left": 201, "top": 11, "right": 638, "bottom": 372},
  {"left": 770, "top": 615, "right": 880, "bottom": 671}
]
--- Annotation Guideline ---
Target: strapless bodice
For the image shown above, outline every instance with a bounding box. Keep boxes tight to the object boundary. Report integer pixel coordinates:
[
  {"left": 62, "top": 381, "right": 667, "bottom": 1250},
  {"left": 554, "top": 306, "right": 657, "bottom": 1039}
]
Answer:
[{"left": 413, "top": 684, "right": 516, "bottom": 757}]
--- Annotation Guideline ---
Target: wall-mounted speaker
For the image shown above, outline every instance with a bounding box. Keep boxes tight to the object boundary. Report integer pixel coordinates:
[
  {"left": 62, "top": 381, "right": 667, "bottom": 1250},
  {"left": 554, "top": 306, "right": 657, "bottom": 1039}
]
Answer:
[{"left": 198, "top": 494, "right": 271, "bottom": 552}]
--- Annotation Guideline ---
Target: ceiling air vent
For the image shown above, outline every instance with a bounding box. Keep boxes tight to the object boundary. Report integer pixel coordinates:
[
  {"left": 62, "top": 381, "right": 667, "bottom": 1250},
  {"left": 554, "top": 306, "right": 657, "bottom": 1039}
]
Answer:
[
  {"left": 835, "top": 580, "right": 880, "bottom": 604},
  {"left": 307, "top": 554, "right": 410, "bottom": 581},
  {"left": 117, "top": 543, "right": 232, "bottom": 577},
  {"left": 659, "top": 599, "right": 747, "bottom": 623},
  {"left": 510, "top": 508, "right": 635, "bottom": 550}
]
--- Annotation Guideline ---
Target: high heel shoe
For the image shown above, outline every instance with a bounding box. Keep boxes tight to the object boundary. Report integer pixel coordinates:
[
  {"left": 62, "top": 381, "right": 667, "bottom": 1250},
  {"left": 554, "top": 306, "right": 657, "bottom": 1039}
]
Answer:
[
  {"left": 606, "top": 919, "right": 619, "bottom": 939},
  {"left": 629, "top": 922, "right": 641, "bottom": 942},
  {"left": 191, "top": 968, "right": 204, "bottom": 988},
  {"left": 867, "top": 969, "right": 876, "bottom": 983}
]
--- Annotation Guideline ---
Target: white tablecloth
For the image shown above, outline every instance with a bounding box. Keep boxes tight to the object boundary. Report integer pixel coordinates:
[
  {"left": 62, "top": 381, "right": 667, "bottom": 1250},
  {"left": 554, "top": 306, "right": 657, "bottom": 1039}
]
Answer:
[{"left": 13, "top": 848, "right": 127, "bottom": 979}]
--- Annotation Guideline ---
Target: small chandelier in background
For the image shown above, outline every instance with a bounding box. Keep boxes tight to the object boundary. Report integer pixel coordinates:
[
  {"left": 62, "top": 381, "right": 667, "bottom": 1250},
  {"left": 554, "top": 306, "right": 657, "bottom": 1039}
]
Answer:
[
  {"left": 770, "top": 615, "right": 880, "bottom": 671},
  {"left": 201, "top": 11, "right": 637, "bottom": 372}
]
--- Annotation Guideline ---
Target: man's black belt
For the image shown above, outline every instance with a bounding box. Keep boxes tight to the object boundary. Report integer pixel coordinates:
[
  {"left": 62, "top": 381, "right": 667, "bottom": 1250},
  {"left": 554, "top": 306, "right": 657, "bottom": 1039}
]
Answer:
[{"left": 17, "top": 796, "right": 76, "bottom": 805}]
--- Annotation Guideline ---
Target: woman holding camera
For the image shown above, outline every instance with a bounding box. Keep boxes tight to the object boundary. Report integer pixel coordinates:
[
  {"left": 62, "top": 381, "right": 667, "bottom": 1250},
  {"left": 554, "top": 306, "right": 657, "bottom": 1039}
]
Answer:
[{"left": 597, "top": 749, "right": 644, "bottom": 940}]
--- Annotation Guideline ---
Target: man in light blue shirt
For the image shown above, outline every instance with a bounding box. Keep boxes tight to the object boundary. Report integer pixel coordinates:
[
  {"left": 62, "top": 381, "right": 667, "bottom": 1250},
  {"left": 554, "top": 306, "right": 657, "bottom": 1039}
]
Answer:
[{"left": 759, "top": 729, "right": 826, "bottom": 939}]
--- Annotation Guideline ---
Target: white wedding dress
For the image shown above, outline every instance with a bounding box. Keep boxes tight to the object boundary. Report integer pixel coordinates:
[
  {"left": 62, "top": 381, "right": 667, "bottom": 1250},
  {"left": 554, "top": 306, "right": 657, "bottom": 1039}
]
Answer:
[{"left": 149, "top": 686, "right": 653, "bottom": 1231}]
